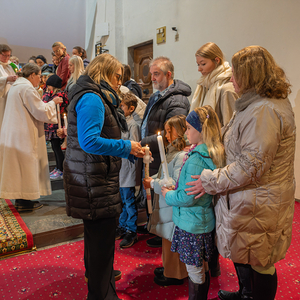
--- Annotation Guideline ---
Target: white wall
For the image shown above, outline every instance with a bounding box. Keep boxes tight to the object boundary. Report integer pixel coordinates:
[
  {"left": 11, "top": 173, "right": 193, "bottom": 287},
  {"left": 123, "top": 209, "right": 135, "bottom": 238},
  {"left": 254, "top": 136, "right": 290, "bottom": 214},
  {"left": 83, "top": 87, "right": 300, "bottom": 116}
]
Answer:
[
  {"left": 90, "top": 0, "right": 300, "bottom": 197},
  {"left": 0, "top": 0, "right": 86, "bottom": 63}
]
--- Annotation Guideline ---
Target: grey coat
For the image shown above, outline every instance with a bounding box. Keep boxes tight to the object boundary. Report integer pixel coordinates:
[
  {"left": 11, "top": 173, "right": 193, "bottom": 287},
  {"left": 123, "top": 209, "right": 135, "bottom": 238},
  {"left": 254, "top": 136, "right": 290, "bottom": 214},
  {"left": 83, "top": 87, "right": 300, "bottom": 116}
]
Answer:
[
  {"left": 119, "top": 115, "right": 140, "bottom": 187},
  {"left": 201, "top": 91, "right": 296, "bottom": 267}
]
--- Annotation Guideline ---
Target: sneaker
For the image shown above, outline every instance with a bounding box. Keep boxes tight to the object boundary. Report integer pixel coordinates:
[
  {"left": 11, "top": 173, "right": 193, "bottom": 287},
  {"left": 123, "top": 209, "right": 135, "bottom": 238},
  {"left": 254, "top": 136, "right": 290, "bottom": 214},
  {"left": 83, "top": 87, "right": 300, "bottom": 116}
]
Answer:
[
  {"left": 119, "top": 231, "right": 138, "bottom": 248},
  {"left": 115, "top": 226, "right": 126, "bottom": 240},
  {"left": 50, "top": 170, "right": 63, "bottom": 180},
  {"left": 49, "top": 168, "right": 57, "bottom": 176}
]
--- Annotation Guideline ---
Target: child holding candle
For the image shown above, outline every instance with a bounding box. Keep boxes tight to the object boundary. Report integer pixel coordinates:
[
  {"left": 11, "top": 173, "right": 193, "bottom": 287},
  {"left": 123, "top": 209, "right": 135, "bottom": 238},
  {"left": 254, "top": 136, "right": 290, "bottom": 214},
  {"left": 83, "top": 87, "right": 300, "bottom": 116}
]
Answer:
[
  {"left": 143, "top": 115, "right": 189, "bottom": 286},
  {"left": 42, "top": 74, "right": 68, "bottom": 179},
  {"left": 161, "top": 105, "right": 225, "bottom": 300},
  {"left": 115, "top": 92, "right": 141, "bottom": 248}
]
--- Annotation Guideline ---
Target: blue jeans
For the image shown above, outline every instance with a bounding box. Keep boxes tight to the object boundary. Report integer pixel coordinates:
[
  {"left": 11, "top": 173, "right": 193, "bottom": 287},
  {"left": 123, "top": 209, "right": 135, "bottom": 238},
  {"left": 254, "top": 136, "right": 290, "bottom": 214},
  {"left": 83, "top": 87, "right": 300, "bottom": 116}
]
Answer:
[{"left": 119, "top": 187, "right": 137, "bottom": 232}]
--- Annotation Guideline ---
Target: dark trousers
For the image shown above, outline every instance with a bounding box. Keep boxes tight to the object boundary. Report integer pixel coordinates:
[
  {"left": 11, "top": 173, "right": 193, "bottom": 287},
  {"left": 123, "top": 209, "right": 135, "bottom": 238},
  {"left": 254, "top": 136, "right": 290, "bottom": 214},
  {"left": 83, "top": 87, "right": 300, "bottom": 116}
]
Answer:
[
  {"left": 83, "top": 217, "right": 119, "bottom": 300},
  {"left": 50, "top": 138, "right": 64, "bottom": 171}
]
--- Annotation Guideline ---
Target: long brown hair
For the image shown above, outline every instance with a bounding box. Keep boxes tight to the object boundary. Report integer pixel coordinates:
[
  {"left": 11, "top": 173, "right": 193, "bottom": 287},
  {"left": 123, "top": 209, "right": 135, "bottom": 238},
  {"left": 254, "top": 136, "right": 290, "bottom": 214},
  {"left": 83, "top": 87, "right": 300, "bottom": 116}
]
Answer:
[
  {"left": 194, "top": 105, "right": 225, "bottom": 168},
  {"left": 231, "top": 45, "right": 291, "bottom": 99},
  {"left": 163, "top": 115, "right": 187, "bottom": 151}
]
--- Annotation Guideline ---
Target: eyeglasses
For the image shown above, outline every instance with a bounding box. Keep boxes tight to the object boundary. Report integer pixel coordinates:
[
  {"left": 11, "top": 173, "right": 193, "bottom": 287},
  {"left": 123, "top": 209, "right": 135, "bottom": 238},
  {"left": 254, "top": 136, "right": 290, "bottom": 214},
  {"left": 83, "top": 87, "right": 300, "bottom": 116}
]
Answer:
[
  {"left": 115, "top": 73, "right": 122, "bottom": 82},
  {"left": 0, "top": 53, "right": 11, "bottom": 58}
]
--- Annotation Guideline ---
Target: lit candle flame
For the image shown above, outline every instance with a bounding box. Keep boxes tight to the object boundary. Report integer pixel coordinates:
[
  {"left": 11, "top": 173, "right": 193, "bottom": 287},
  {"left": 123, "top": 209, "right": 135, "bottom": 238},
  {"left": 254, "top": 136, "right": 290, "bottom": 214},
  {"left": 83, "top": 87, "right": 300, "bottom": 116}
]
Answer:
[{"left": 158, "top": 132, "right": 161, "bottom": 135}]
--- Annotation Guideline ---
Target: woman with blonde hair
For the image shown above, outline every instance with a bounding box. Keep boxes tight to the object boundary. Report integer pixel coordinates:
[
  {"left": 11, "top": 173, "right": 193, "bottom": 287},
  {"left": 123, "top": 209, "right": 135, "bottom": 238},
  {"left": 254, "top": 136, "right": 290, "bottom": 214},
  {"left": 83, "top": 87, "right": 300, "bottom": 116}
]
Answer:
[
  {"left": 190, "top": 42, "right": 238, "bottom": 128},
  {"left": 52, "top": 41, "right": 70, "bottom": 90},
  {"left": 186, "top": 46, "right": 295, "bottom": 300},
  {"left": 63, "top": 53, "right": 145, "bottom": 300},
  {"left": 65, "top": 55, "right": 84, "bottom": 95}
]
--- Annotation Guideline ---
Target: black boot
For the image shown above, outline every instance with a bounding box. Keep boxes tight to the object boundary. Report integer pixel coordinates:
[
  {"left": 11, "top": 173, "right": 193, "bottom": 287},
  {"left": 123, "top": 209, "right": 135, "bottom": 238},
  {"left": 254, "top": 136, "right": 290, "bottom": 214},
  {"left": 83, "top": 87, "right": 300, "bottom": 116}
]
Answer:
[
  {"left": 218, "top": 263, "right": 253, "bottom": 300},
  {"left": 188, "top": 273, "right": 210, "bottom": 300},
  {"left": 252, "top": 269, "right": 277, "bottom": 300}
]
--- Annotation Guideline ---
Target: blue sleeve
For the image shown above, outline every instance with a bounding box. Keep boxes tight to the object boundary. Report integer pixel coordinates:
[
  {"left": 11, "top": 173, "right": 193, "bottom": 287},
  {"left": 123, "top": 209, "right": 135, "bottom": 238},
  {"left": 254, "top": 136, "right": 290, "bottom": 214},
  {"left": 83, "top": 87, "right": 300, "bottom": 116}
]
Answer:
[{"left": 75, "top": 93, "right": 132, "bottom": 158}]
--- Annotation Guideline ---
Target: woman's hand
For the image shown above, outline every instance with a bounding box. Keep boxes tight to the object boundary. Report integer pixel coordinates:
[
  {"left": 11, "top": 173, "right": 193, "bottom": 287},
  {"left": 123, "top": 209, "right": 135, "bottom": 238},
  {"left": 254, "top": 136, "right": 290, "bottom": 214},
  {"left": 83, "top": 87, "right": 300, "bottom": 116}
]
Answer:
[
  {"left": 7, "top": 75, "right": 17, "bottom": 82},
  {"left": 53, "top": 96, "right": 63, "bottom": 105},
  {"left": 130, "top": 141, "right": 145, "bottom": 158},
  {"left": 143, "top": 177, "right": 153, "bottom": 189},
  {"left": 185, "top": 175, "right": 206, "bottom": 199},
  {"left": 161, "top": 186, "right": 172, "bottom": 198}
]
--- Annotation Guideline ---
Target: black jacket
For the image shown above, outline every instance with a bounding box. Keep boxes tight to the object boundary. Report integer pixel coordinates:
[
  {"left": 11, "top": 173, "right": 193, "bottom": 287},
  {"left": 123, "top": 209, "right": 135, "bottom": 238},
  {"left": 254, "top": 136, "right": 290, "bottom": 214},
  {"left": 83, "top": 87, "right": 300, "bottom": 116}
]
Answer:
[
  {"left": 64, "top": 75, "right": 123, "bottom": 220},
  {"left": 124, "top": 79, "right": 143, "bottom": 98},
  {"left": 141, "top": 79, "right": 191, "bottom": 175}
]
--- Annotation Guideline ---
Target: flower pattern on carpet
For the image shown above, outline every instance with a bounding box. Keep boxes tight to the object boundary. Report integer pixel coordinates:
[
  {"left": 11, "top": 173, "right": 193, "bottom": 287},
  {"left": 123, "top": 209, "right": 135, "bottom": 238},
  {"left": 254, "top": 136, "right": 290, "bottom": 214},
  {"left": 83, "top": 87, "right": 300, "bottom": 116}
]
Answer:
[{"left": 0, "top": 202, "right": 299, "bottom": 299}]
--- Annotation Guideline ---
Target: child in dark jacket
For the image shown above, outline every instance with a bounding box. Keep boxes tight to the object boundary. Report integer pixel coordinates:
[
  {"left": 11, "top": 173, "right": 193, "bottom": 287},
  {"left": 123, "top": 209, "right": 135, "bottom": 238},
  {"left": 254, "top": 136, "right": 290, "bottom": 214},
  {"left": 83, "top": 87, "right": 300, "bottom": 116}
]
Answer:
[{"left": 42, "top": 74, "right": 68, "bottom": 179}]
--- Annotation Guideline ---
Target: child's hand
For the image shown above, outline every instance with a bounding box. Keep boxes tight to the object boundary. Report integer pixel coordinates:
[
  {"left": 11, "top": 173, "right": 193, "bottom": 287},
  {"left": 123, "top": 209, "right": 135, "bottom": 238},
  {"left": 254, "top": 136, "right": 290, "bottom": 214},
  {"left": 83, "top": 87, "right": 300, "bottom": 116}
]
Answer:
[
  {"left": 161, "top": 186, "right": 172, "bottom": 198},
  {"left": 57, "top": 128, "right": 65, "bottom": 138},
  {"left": 143, "top": 177, "right": 153, "bottom": 189}
]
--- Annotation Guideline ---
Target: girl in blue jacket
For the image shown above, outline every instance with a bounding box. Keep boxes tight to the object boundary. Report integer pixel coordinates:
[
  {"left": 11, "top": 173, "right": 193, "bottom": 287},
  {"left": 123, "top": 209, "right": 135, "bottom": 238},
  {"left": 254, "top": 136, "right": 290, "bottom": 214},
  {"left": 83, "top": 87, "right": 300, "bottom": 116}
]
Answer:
[{"left": 162, "top": 105, "right": 225, "bottom": 300}]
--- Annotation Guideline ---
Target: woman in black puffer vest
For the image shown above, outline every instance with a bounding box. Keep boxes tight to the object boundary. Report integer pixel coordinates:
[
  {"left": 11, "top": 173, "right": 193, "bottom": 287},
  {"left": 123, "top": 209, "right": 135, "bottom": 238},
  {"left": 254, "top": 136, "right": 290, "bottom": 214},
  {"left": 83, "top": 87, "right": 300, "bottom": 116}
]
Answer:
[{"left": 63, "top": 54, "right": 144, "bottom": 300}]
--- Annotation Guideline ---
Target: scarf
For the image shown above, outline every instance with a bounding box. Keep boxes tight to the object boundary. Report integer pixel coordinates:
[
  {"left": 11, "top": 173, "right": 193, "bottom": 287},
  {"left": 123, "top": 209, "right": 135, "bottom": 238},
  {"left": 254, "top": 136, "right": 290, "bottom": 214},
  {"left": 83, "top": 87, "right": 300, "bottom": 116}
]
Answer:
[{"left": 189, "top": 61, "right": 232, "bottom": 112}]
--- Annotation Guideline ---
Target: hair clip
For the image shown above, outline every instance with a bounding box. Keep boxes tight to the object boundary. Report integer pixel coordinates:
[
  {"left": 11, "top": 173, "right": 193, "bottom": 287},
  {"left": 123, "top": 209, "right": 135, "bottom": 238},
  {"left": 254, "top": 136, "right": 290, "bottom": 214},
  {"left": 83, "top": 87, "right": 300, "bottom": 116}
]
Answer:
[{"left": 207, "top": 114, "right": 210, "bottom": 119}]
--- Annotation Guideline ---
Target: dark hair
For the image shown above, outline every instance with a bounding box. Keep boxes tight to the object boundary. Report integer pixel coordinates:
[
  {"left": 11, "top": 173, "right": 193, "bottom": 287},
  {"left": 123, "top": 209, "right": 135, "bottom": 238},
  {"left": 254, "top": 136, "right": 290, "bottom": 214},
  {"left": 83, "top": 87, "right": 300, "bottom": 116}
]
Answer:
[
  {"left": 122, "top": 64, "right": 131, "bottom": 84},
  {"left": 0, "top": 44, "right": 12, "bottom": 54},
  {"left": 28, "top": 56, "right": 37, "bottom": 63},
  {"left": 73, "top": 46, "right": 86, "bottom": 58},
  {"left": 36, "top": 55, "right": 47, "bottom": 64},
  {"left": 120, "top": 92, "right": 137, "bottom": 112},
  {"left": 17, "top": 63, "right": 40, "bottom": 78}
]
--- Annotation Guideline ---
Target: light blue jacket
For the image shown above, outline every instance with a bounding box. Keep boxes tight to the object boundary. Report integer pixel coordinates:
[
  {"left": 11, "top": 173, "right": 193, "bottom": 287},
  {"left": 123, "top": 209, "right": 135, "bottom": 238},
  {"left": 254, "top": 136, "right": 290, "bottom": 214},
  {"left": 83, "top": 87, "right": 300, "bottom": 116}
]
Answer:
[
  {"left": 165, "top": 143, "right": 216, "bottom": 234},
  {"left": 148, "top": 149, "right": 185, "bottom": 241}
]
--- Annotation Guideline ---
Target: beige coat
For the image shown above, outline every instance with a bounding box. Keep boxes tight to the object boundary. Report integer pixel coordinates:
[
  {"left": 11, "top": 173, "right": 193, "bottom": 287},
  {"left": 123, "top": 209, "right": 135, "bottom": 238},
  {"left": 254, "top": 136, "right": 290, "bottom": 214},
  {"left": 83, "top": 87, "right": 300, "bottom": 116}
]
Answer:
[
  {"left": 189, "top": 62, "right": 238, "bottom": 127},
  {"left": 0, "top": 77, "right": 58, "bottom": 200},
  {"left": 201, "top": 91, "right": 296, "bottom": 267},
  {"left": 0, "top": 62, "right": 15, "bottom": 133}
]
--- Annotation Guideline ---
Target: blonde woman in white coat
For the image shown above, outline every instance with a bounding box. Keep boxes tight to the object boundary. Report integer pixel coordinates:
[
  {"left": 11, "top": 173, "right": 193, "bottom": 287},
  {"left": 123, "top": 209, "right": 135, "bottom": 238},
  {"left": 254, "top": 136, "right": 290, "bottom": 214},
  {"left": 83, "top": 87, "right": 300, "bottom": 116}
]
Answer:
[
  {"left": 0, "top": 44, "right": 17, "bottom": 133},
  {"left": 0, "top": 63, "right": 63, "bottom": 211},
  {"left": 190, "top": 42, "right": 238, "bottom": 128}
]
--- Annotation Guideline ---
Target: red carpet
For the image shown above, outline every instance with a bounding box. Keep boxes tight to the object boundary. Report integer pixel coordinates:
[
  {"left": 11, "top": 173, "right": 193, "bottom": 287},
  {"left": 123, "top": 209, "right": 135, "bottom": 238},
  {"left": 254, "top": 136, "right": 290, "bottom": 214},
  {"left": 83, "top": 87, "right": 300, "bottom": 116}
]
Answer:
[{"left": 0, "top": 202, "right": 299, "bottom": 299}]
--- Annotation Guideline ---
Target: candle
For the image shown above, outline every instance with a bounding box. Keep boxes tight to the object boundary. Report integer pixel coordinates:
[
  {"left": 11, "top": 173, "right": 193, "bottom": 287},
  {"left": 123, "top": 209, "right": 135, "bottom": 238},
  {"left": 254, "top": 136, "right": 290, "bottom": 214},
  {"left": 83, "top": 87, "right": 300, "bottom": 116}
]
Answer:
[
  {"left": 157, "top": 132, "right": 172, "bottom": 187},
  {"left": 143, "top": 145, "right": 152, "bottom": 214},
  {"left": 63, "top": 113, "right": 68, "bottom": 130},
  {"left": 56, "top": 104, "right": 61, "bottom": 129}
]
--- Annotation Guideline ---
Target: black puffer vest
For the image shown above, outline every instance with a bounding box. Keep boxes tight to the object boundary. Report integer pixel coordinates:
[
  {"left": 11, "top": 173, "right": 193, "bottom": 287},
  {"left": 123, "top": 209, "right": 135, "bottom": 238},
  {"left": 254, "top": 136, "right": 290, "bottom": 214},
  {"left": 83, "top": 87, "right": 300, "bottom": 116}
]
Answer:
[{"left": 64, "top": 75, "right": 122, "bottom": 220}]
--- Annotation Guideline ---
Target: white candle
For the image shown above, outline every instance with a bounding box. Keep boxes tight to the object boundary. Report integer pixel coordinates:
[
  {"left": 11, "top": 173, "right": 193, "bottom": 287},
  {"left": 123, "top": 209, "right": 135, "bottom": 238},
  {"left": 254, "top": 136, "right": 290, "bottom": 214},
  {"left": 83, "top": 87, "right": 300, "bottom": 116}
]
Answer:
[
  {"left": 63, "top": 113, "right": 68, "bottom": 129},
  {"left": 143, "top": 145, "right": 152, "bottom": 214},
  {"left": 157, "top": 132, "right": 172, "bottom": 187},
  {"left": 56, "top": 104, "right": 61, "bottom": 129}
]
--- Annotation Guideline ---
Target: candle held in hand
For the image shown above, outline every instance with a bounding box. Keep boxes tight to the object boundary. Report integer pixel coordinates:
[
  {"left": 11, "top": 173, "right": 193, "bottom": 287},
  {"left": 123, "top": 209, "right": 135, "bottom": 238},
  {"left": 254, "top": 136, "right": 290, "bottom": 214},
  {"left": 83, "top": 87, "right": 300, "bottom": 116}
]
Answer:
[
  {"left": 57, "top": 104, "right": 61, "bottom": 129},
  {"left": 157, "top": 132, "right": 172, "bottom": 187},
  {"left": 63, "top": 113, "right": 68, "bottom": 130}
]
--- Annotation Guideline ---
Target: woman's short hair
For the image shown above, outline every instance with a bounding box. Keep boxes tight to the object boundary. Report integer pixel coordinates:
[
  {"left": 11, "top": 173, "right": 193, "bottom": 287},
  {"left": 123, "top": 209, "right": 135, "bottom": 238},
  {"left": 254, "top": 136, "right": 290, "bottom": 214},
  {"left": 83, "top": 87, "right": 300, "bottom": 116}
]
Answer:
[
  {"left": 122, "top": 64, "right": 131, "bottom": 84},
  {"left": 84, "top": 53, "right": 123, "bottom": 87},
  {"left": 195, "top": 42, "right": 224, "bottom": 66},
  {"left": 17, "top": 63, "right": 40, "bottom": 78},
  {"left": 0, "top": 44, "right": 12, "bottom": 54},
  {"left": 73, "top": 46, "right": 87, "bottom": 60},
  {"left": 232, "top": 46, "right": 291, "bottom": 99},
  {"left": 150, "top": 56, "right": 174, "bottom": 79},
  {"left": 69, "top": 55, "right": 84, "bottom": 83}
]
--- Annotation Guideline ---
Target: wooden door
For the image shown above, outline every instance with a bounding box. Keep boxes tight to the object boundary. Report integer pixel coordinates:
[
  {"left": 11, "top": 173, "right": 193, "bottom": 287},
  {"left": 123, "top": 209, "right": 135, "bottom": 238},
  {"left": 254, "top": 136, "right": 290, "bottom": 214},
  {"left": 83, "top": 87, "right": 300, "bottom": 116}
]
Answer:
[{"left": 133, "top": 43, "right": 153, "bottom": 104}]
